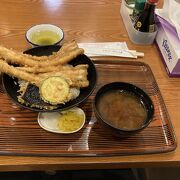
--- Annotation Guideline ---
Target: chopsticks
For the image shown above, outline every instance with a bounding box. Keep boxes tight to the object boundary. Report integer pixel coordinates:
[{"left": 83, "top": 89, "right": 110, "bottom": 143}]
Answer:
[
  {"left": 78, "top": 42, "right": 144, "bottom": 59},
  {"left": 128, "top": 50, "right": 145, "bottom": 58}
]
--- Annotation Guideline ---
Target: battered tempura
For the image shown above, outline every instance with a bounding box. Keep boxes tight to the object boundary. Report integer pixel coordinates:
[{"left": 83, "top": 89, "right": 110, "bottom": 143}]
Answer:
[{"left": 0, "top": 41, "right": 89, "bottom": 106}]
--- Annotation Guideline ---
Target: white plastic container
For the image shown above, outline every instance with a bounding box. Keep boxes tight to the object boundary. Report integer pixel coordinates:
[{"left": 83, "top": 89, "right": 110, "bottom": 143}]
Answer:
[{"left": 120, "top": 0, "right": 157, "bottom": 45}]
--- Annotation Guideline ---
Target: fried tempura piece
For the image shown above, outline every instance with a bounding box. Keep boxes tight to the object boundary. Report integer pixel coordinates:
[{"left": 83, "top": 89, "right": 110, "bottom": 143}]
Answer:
[
  {"left": 0, "top": 59, "right": 89, "bottom": 88},
  {"left": 74, "top": 64, "right": 89, "bottom": 70},
  {"left": 0, "top": 46, "right": 83, "bottom": 67},
  {"left": 0, "top": 46, "right": 36, "bottom": 67},
  {"left": 18, "top": 83, "right": 80, "bottom": 108},
  {"left": 0, "top": 41, "right": 78, "bottom": 62},
  {"left": 39, "top": 69, "right": 88, "bottom": 80},
  {"left": 38, "top": 47, "right": 84, "bottom": 67},
  {"left": 0, "top": 60, "right": 40, "bottom": 85},
  {"left": 16, "top": 65, "right": 72, "bottom": 73},
  {"left": 22, "top": 40, "right": 78, "bottom": 61},
  {"left": 40, "top": 76, "right": 70, "bottom": 105},
  {"left": 57, "top": 41, "right": 78, "bottom": 55},
  {"left": 0, "top": 42, "right": 83, "bottom": 67},
  {"left": 37, "top": 66, "right": 89, "bottom": 88},
  {"left": 17, "top": 64, "right": 88, "bottom": 73}
]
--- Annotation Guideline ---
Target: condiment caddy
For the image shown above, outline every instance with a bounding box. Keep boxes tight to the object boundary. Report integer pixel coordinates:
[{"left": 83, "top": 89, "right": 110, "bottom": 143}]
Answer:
[{"left": 120, "top": 0, "right": 157, "bottom": 45}]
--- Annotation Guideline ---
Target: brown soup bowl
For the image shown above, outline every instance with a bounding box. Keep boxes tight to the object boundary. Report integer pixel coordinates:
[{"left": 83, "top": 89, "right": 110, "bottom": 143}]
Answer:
[{"left": 93, "top": 82, "right": 154, "bottom": 136}]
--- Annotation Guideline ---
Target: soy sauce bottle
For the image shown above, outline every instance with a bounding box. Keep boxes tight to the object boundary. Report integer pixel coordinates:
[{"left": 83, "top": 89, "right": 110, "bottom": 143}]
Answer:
[
  {"left": 134, "top": 0, "right": 158, "bottom": 32},
  {"left": 132, "top": 0, "right": 146, "bottom": 22}
]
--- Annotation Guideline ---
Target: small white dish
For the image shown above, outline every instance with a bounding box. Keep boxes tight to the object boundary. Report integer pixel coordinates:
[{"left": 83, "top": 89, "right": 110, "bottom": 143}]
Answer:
[
  {"left": 26, "top": 24, "right": 64, "bottom": 46},
  {"left": 38, "top": 107, "right": 86, "bottom": 134}
]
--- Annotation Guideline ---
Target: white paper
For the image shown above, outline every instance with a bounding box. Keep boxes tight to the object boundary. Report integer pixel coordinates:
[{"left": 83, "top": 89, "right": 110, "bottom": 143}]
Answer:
[
  {"left": 156, "top": 0, "right": 180, "bottom": 39},
  {"left": 78, "top": 42, "right": 138, "bottom": 58}
]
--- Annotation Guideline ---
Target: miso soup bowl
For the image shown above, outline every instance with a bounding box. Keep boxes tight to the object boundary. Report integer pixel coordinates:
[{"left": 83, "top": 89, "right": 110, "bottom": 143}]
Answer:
[{"left": 93, "top": 82, "right": 154, "bottom": 136}]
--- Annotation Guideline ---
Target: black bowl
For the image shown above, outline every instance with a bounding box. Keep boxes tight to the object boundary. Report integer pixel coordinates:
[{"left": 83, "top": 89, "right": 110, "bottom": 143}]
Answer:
[
  {"left": 93, "top": 82, "right": 154, "bottom": 136},
  {"left": 2, "top": 45, "right": 97, "bottom": 112}
]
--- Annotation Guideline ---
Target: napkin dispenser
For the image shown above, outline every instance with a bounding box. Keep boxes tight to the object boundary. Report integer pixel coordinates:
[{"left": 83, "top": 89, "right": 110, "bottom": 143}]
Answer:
[{"left": 155, "top": 0, "right": 180, "bottom": 77}]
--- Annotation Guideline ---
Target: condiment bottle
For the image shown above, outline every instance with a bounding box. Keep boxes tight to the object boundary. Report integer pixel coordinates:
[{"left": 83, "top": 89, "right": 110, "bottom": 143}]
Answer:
[
  {"left": 131, "top": 0, "right": 146, "bottom": 22},
  {"left": 125, "top": 0, "right": 136, "bottom": 9},
  {"left": 134, "top": 0, "right": 158, "bottom": 32}
]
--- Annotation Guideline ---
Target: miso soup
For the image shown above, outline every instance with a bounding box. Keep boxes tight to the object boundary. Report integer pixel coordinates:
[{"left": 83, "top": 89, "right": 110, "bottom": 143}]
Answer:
[{"left": 97, "top": 90, "right": 147, "bottom": 130}]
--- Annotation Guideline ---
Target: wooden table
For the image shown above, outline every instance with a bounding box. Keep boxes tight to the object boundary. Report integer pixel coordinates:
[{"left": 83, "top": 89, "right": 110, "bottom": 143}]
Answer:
[{"left": 0, "top": 0, "right": 180, "bottom": 172}]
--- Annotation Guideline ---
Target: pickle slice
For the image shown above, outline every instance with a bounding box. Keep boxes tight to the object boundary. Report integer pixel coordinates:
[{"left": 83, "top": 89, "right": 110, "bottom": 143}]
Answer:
[{"left": 40, "top": 76, "right": 69, "bottom": 105}]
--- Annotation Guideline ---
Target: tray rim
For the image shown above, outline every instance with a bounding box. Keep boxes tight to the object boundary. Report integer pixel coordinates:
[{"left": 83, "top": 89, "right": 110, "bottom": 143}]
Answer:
[{"left": 0, "top": 60, "right": 177, "bottom": 156}]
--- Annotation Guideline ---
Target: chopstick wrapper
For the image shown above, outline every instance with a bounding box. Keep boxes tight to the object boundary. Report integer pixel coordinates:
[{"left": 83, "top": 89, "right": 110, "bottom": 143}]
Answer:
[{"left": 78, "top": 42, "right": 144, "bottom": 58}]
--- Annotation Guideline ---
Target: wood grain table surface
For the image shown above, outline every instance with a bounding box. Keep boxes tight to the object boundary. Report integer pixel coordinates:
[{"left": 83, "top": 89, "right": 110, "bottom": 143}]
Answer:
[{"left": 0, "top": 0, "right": 180, "bottom": 172}]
